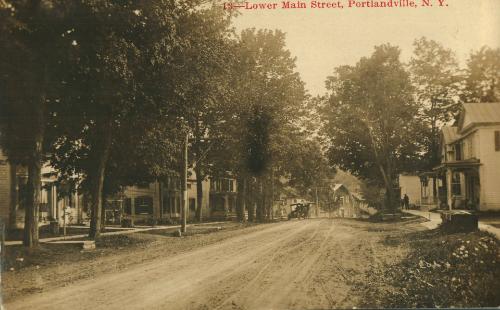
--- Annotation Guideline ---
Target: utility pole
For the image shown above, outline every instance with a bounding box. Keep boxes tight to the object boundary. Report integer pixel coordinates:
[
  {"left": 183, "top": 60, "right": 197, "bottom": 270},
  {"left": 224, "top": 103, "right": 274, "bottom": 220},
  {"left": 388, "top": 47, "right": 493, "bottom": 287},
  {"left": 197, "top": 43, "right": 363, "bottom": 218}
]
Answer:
[
  {"left": 181, "top": 132, "right": 188, "bottom": 233},
  {"left": 315, "top": 187, "right": 319, "bottom": 218},
  {"left": 271, "top": 168, "right": 274, "bottom": 220}
]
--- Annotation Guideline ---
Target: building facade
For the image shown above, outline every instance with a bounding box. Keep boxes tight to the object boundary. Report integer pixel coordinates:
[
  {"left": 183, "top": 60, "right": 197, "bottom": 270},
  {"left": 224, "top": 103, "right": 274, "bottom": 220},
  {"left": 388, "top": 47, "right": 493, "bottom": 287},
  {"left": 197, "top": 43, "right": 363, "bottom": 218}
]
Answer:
[
  {"left": 425, "top": 103, "right": 500, "bottom": 211},
  {"left": 117, "top": 171, "right": 237, "bottom": 225},
  {"left": 0, "top": 149, "right": 89, "bottom": 229}
]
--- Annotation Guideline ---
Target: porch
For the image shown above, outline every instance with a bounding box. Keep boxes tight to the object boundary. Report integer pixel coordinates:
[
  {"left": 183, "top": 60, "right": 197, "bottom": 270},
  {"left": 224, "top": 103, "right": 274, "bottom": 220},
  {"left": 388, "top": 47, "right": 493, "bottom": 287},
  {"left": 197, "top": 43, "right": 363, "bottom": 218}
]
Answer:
[{"left": 420, "top": 159, "right": 481, "bottom": 211}]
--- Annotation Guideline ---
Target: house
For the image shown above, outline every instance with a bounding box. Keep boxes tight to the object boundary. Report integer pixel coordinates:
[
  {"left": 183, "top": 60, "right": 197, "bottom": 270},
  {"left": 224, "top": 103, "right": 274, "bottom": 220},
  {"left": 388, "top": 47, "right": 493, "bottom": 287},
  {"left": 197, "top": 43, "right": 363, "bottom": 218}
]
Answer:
[
  {"left": 331, "top": 184, "right": 360, "bottom": 218},
  {"left": 208, "top": 177, "right": 237, "bottom": 220},
  {"left": 0, "top": 149, "right": 15, "bottom": 227},
  {"left": 0, "top": 148, "right": 89, "bottom": 230},
  {"left": 425, "top": 102, "right": 500, "bottom": 211},
  {"left": 118, "top": 171, "right": 237, "bottom": 225},
  {"left": 1, "top": 145, "right": 238, "bottom": 229}
]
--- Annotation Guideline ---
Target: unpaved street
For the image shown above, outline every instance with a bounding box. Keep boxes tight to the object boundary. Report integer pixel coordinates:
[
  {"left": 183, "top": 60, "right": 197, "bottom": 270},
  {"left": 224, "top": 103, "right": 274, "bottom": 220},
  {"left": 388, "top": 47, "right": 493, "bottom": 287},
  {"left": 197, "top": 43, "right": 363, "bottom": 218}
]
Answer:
[{"left": 5, "top": 219, "right": 423, "bottom": 310}]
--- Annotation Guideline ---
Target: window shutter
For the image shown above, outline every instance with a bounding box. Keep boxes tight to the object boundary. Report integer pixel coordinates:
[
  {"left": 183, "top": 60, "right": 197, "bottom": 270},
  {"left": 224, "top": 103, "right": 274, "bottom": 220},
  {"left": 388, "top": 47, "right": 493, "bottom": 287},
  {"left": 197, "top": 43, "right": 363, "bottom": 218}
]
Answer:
[{"left": 495, "top": 131, "right": 500, "bottom": 152}]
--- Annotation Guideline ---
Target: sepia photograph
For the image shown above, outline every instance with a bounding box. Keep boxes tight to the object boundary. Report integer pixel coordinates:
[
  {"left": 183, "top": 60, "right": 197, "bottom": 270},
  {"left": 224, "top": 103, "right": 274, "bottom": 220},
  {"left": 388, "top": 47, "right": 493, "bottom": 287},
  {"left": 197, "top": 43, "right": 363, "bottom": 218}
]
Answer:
[{"left": 0, "top": 0, "right": 499, "bottom": 309}]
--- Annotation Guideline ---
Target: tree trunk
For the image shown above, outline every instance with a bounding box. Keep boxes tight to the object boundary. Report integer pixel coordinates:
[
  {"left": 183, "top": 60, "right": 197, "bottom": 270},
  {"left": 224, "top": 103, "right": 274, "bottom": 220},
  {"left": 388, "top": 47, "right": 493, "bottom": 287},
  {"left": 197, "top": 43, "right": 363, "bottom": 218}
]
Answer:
[
  {"left": 195, "top": 166, "right": 203, "bottom": 222},
  {"left": 89, "top": 121, "right": 112, "bottom": 240},
  {"left": 100, "top": 198, "right": 106, "bottom": 232},
  {"left": 270, "top": 169, "right": 274, "bottom": 220},
  {"left": 236, "top": 177, "right": 247, "bottom": 222},
  {"left": 23, "top": 157, "right": 41, "bottom": 247},
  {"left": 247, "top": 178, "right": 255, "bottom": 222},
  {"left": 23, "top": 95, "right": 45, "bottom": 247},
  {"left": 256, "top": 177, "right": 264, "bottom": 222},
  {"left": 379, "top": 164, "right": 396, "bottom": 213}
]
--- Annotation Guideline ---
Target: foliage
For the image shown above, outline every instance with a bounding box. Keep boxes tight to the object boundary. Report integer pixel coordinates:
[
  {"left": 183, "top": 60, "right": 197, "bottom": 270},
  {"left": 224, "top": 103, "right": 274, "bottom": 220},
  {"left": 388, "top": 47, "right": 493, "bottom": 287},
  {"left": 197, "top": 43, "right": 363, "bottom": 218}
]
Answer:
[
  {"left": 363, "top": 230, "right": 500, "bottom": 308},
  {"left": 0, "top": 0, "right": 72, "bottom": 246},
  {"left": 322, "top": 44, "right": 423, "bottom": 211},
  {"left": 44, "top": 0, "right": 193, "bottom": 238},
  {"left": 409, "top": 37, "right": 463, "bottom": 169},
  {"left": 464, "top": 46, "right": 500, "bottom": 103}
]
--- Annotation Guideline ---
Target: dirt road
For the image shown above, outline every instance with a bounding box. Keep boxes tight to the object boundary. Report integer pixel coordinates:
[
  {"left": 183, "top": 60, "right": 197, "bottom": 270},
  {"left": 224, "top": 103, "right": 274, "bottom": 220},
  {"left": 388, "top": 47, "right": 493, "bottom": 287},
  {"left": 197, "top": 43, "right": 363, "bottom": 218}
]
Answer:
[{"left": 4, "top": 219, "right": 423, "bottom": 310}]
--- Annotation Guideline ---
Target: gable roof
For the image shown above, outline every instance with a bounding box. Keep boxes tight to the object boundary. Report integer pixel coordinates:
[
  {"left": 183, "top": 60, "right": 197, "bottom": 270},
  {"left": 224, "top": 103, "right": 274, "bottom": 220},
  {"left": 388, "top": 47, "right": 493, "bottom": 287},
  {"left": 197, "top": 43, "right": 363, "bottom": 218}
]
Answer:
[
  {"left": 458, "top": 102, "right": 500, "bottom": 133},
  {"left": 332, "top": 184, "right": 342, "bottom": 191},
  {"left": 332, "top": 184, "right": 353, "bottom": 196}
]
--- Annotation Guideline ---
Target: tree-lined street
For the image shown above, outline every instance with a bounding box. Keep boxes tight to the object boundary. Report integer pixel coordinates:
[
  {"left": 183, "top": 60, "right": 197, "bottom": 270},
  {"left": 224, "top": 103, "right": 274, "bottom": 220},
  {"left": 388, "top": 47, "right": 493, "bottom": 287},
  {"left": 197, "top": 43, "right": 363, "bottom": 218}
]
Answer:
[{"left": 1, "top": 1, "right": 499, "bottom": 309}]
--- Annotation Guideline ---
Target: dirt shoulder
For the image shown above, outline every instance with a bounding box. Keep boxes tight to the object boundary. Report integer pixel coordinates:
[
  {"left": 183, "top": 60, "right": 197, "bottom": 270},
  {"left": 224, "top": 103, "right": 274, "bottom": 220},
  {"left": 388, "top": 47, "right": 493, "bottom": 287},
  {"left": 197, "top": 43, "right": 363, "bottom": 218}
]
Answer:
[{"left": 1, "top": 221, "right": 259, "bottom": 301}]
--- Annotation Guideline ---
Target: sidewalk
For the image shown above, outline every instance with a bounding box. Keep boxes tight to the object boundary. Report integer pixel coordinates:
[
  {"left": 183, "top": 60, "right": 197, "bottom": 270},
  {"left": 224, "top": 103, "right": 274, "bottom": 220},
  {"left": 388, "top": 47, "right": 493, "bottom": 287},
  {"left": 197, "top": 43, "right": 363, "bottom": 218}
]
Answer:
[
  {"left": 404, "top": 209, "right": 441, "bottom": 229},
  {"left": 4, "top": 221, "right": 226, "bottom": 246},
  {"left": 404, "top": 209, "right": 500, "bottom": 240}
]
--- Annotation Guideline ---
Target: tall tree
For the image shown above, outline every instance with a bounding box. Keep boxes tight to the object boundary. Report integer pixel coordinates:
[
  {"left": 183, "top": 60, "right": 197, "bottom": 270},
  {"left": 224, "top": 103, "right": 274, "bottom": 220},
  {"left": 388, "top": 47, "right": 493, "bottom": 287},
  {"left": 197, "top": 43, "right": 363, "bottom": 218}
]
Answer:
[
  {"left": 322, "top": 45, "right": 422, "bottom": 212},
  {"left": 175, "top": 6, "right": 235, "bottom": 222},
  {"left": 48, "top": 0, "right": 189, "bottom": 239},
  {"left": 227, "top": 29, "right": 306, "bottom": 221},
  {"left": 409, "top": 37, "right": 463, "bottom": 170},
  {"left": 0, "top": 0, "right": 68, "bottom": 247},
  {"left": 464, "top": 46, "right": 500, "bottom": 103}
]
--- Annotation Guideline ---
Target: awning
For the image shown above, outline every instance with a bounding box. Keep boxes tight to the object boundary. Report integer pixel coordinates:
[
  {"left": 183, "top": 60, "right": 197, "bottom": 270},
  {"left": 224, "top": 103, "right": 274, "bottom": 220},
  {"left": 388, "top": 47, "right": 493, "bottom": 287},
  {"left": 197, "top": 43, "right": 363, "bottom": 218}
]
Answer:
[{"left": 433, "top": 159, "right": 481, "bottom": 171}]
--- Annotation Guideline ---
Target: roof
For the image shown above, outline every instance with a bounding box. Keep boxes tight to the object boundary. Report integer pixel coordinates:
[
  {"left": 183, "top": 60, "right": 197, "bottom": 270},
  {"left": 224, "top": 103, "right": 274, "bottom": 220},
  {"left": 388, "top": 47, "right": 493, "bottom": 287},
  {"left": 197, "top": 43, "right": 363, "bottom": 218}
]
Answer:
[
  {"left": 352, "top": 193, "right": 365, "bottom": 201},
  {"left": 332, "top": 184, "right": 354, "bottom": 196},
  {"left": 434, "top": 158, "right": 481, "bottom": 171},
  {"left": 441, "top": 126, "right": 460, "bottom": 145},
  {"left": 458, "top": 102, "right": 500, "bottom": 132},
  {"left": 463, "top": 102, "right": 500, "bottom": 124},
  {"left": 332, "top": 184, "right": 343, "bottom": 192}
]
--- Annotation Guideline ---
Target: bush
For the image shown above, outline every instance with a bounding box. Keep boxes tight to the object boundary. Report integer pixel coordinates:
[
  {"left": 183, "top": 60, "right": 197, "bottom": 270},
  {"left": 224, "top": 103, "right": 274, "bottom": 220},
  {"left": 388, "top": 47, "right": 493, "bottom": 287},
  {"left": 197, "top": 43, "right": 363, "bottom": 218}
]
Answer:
[{"left": 381, "top": 230, "right": 500, "bottom": 308}]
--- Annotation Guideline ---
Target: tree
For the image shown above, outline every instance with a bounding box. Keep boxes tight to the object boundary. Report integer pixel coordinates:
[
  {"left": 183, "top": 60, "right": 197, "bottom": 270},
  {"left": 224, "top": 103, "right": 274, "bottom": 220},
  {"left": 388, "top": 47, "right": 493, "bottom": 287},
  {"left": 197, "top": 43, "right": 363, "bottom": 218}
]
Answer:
[
  {"left": 226, "top": 29, "right": 306, "bottom": 221},
  {"left": 464, "top": 46, "right": 500, "bottom": 103},
  {"left": 322, "top": 44, "right": 423, "bottom": 212},
  {"left": 409, "top": 37, "right": 463, "bottom": 170},
  {"left": 174, "top": 6, "right": 235, "bottom": 222},
  {"left": 0, "top": 0, "right": 68, "bottom": 247},
  {"left": 48, "top": 0, "right": 190, "bottom": 239}
]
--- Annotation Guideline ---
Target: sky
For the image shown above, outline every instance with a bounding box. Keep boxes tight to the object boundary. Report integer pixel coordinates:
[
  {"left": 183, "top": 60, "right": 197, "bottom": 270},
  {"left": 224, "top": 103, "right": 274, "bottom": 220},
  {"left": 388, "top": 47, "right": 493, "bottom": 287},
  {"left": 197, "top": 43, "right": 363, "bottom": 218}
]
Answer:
[{"left": 230, "top": 0, "right": 500, "bottom": 96}]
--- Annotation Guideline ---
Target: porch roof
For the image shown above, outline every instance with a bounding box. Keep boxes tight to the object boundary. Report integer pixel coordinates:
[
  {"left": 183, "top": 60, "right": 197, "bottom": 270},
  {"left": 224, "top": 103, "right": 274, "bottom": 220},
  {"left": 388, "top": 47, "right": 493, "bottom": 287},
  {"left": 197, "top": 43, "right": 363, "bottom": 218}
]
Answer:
[
  {"left": 419, "top": 171, "right": 437, "bottom": 177},
  {"left": 433, "top": 159, "right": 481, "bottom": 171}
]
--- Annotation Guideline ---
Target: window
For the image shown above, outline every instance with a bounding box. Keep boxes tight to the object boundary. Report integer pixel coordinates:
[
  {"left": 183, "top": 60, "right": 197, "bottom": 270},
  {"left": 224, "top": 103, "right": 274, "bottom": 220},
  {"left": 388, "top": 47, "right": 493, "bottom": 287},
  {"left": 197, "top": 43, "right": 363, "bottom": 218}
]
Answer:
[
  {"left": 134, "top": 196, "right": 153, "bottom": 214},
  {"left": 451, "top": 172, "right": 461, "bottom": 196},
  {"left": 189, "top": 198, "right": 196, "bottom": 212},
  {"left": 495, "top": 131, "right": 500, "bottom": 152},
  {"left": 124, "top": 198, "right": 132, "bottom": 215},
  {"left": 455, "top": 143, "right": 462, "bottom": 161}
]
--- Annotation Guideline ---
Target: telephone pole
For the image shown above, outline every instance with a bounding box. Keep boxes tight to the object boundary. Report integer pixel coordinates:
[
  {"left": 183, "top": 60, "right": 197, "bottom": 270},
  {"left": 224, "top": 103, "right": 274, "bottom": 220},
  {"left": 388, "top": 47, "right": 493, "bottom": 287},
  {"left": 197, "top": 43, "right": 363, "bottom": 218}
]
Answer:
[{"left": 181, "top": 132, "right": 188, "bottom": 233}]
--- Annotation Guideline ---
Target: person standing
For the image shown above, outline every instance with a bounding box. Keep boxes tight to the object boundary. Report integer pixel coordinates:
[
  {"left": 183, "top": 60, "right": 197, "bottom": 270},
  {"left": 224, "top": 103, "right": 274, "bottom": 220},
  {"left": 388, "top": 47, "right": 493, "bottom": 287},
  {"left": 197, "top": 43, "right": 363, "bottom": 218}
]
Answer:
[{"left": 403, "top": 194, "right": 410, "bottom": 210}]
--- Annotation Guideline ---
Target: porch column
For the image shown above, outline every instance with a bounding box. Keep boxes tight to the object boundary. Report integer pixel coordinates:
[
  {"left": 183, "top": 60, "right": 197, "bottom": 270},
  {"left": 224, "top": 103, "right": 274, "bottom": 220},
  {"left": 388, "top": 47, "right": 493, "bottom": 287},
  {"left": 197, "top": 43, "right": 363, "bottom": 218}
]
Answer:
[
  {"left": 52, "top": 185, "right": 58, "bottom": 221},
  {"left": 130, "top": 198, "right": 135, "bottom": 227},
  {"left": 75, "top": 192, "right": 81, "bottom": 224},
  {"left": 446, "top": 168, "right": 453, "bottom": 210},
  {"left": 224, "top": 195, "right": 229, "bottom": 214}
]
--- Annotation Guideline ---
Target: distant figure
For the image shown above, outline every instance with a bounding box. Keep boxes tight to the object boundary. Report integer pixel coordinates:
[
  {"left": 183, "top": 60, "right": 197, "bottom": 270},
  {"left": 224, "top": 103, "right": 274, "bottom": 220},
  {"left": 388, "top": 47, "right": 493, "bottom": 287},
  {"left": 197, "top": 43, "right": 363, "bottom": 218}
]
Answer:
[{"left": 403, "top": 194, "right": 409, "bottom": 210}]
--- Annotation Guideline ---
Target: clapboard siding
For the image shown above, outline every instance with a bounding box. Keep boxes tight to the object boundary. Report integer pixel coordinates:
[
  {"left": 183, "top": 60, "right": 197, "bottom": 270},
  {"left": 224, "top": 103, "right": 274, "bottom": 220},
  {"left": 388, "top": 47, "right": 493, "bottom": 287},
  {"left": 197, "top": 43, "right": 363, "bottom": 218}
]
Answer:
[{"left": 478, "top": 126, "right": 500, "bottom": 211}]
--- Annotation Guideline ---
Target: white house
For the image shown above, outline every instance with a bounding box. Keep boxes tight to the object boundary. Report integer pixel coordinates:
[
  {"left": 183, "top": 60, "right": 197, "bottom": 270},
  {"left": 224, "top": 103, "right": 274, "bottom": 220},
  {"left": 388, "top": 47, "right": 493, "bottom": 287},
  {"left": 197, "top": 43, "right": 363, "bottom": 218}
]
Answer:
[{"left": 431, "top": 103, "right": 500, "bottom": 211}]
